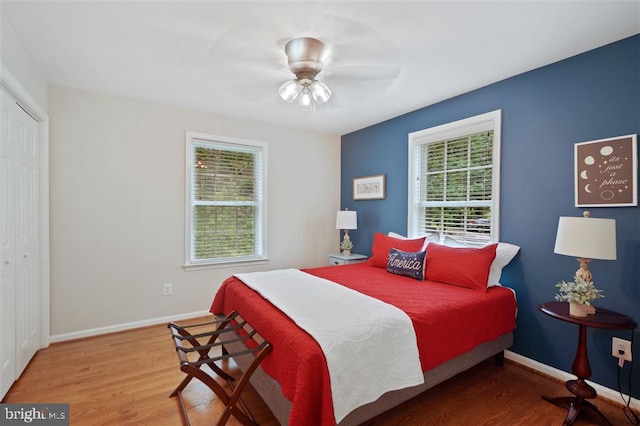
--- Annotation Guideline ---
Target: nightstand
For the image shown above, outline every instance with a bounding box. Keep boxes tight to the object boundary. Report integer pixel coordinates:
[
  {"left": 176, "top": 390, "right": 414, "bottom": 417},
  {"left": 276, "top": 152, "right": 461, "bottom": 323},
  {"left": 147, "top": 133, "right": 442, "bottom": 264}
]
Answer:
[{"left": 329, "top": 253, "right": 368, "bottom": 266}]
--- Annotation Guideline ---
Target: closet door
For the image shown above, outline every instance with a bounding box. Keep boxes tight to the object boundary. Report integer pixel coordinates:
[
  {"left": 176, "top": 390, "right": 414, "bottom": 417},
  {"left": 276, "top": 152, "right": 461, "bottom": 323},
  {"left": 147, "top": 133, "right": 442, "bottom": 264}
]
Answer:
[
  {"left": 14, "top": 95, "right": 40, "bottom": 375},
  {"left": 0, "top": 88, "right": 40, "bottom": 398},
  {"left": 0, "top": 89, "right": 17, "bottom": 398}
]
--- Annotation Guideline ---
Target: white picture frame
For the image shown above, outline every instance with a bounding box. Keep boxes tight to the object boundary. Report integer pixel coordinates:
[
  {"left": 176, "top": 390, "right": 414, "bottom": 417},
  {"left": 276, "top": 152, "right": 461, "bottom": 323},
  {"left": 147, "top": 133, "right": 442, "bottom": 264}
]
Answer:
[{"left": 353, "top": 174, "right": 386, "bottom": 200}]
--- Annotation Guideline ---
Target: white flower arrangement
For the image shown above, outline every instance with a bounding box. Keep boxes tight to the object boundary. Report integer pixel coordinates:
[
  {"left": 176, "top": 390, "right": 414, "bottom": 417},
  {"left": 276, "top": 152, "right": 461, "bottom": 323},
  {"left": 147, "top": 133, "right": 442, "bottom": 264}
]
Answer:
[
  {"left": 340, "top": 238, "right": 353, "bottom": 252},
  {"left": 554, "top": 276, "right": 604, "bottom": 305}
]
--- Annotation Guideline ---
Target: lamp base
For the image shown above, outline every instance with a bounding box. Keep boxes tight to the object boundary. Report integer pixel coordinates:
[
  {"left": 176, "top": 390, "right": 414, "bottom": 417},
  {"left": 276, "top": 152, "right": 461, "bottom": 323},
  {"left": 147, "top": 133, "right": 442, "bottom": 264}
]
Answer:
[
  {"left": 340, "top": 230, "right": 353, "bottom": 255},
  {"left": 575, "top": 258, "right": 592, "bottom": 283}
]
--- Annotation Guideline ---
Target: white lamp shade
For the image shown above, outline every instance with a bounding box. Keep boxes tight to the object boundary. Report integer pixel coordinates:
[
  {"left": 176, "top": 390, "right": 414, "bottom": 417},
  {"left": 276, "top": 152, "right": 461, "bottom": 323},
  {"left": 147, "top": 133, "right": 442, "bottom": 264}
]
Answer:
[
  {"left": 554, "top": 216, "right": 616, "bottom": 260},
  {"left": 336, "top": 210, "right": 357, "bottom": 230}
]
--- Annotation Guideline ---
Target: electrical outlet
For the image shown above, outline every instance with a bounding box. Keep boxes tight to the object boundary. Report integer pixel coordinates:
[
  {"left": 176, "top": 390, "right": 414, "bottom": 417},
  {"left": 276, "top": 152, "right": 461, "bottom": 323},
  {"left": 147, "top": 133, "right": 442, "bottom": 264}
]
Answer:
[
  {"left": 163, "top": 283, "right": 173, "bottom": 296},
  {"left": 612, "top": 337, "right": 632, "bottom": 362}
]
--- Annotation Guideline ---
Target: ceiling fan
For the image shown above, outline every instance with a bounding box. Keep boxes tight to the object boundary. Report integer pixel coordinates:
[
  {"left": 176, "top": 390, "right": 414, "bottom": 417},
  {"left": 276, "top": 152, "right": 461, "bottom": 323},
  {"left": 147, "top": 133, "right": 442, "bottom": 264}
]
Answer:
[
  {"left": 204, "top": 11, "right": 402, "bottom": 110},
  {"left": 278, "top": 37, "right": 332, "bottom": 111}
]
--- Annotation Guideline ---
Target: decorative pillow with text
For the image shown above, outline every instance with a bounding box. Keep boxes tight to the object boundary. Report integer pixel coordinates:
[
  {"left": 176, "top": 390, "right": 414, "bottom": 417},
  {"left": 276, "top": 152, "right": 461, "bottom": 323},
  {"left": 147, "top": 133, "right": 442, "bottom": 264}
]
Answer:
[{"left": 387, "top": 248, "right": 426, "bottom": 280}]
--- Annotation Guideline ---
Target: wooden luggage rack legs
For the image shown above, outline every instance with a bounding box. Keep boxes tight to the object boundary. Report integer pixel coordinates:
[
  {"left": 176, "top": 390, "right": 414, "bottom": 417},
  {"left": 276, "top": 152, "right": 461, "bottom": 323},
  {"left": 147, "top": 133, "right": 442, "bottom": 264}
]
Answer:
[{"left": 168, "top": 311, "right": 273, "bottom": 426}]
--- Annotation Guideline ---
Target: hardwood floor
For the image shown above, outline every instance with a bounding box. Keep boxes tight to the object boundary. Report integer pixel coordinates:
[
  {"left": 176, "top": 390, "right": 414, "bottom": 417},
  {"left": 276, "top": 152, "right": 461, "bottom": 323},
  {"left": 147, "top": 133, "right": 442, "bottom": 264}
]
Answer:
[{"left": 2, "top": 317, "right": 634, "bottom": 425}]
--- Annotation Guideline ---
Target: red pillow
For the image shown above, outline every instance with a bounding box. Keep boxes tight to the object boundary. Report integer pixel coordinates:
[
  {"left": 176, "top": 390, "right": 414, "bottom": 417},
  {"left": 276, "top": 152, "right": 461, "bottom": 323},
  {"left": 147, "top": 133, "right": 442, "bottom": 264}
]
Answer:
[
  {"left": 367, "top": 233, "right": 426, "bottom": 268},
  {"left": 425, "top": 243, "right": 498, "bottom": 291}
]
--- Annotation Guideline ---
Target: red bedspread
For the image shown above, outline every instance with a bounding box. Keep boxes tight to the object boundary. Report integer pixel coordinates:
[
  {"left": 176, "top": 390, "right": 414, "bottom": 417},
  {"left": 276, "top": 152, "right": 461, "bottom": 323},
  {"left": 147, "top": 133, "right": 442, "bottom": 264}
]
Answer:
[{"left": 210, "top": 264, "right": 517, "bottom": 425}]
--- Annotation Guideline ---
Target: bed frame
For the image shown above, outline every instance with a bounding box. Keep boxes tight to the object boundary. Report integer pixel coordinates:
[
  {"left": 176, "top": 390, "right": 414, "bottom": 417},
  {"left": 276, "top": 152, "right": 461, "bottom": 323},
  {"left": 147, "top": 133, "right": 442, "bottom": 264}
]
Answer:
[{"left": 219, "top": 315, "right": 513, "bottom": 425}]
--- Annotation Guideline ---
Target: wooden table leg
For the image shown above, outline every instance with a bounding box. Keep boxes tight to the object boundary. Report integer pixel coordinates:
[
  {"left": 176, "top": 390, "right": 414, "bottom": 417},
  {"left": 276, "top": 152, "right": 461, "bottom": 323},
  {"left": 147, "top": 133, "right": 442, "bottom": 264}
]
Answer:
[
  {"left": 542, "top": 324, "right": 612, "bottom": 426},
  {"left": 542, "top": 395, "right": 612, "bottom": 426}
]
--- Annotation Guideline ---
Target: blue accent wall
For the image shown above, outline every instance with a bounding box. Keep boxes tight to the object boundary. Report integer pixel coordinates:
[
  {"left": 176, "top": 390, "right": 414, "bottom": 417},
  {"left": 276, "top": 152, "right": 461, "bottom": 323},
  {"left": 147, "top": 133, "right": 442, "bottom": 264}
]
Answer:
[{"left": 341, "top": 34, "right": 639, "bottom": 398}]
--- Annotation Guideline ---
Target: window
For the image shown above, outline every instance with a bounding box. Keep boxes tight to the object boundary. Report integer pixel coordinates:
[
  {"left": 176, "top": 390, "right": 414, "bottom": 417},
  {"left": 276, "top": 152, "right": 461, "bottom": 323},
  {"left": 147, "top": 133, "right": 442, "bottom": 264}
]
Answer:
[
  {"left": 185, "top": 132, "right": 267, "bottom": 268},
  {"left": 408, "top": 110, "right": 501, "bottom": 246}
]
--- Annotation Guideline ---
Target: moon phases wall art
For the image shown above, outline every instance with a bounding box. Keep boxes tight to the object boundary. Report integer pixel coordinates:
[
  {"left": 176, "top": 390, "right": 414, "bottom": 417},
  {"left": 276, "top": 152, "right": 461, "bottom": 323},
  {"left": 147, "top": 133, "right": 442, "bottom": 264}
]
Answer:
[{"left": 575, "top": 134, "right": 637, "bottom": 207}]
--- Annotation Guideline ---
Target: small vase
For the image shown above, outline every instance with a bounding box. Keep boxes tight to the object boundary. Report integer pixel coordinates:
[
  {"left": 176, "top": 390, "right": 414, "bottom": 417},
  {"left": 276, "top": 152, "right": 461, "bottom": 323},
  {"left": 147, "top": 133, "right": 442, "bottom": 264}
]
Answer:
[
  {"left": 569, "top": 302, "right": 588, "bottom": 317},
  {"left": 342, "top": 250, "right": 351, "bottom": 257}
]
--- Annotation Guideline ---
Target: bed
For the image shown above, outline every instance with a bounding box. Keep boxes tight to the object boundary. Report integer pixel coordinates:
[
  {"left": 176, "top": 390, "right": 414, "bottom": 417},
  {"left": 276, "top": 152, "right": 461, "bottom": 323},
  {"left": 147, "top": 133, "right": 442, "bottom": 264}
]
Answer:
[{"left": 210, "top": 234, "right": 519, "bottom": 425}]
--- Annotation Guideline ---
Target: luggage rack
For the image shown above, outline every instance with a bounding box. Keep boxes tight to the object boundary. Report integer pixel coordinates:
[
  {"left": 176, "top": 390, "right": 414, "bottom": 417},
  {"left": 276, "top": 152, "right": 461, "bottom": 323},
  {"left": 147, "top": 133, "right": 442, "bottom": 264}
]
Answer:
[{"left": 168, "top": 311, "right": 272, "bottom": 426}]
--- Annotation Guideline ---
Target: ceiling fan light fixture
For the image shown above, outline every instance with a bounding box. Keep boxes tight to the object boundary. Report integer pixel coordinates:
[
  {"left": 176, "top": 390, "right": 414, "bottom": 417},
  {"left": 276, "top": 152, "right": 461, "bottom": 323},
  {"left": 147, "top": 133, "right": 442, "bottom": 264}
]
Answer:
[
  {"left": 311, "top": 80, "right": 331, "bottom": 104},
  {"left": 280, "top": 37, "right": 332, "bottom": 111},
  {"left": 279, "top": 79, "right": 299, "bottom": 103},
  {"left": 298, "top": 83, "right": 314, "bottom": 111}
]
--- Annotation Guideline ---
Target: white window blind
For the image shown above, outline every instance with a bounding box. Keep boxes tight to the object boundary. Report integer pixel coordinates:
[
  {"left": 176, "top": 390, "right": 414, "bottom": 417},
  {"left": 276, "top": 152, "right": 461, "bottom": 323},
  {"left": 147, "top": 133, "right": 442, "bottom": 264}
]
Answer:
[
  {"left": 185, "top": 132, "right": 267, "bottom": 268},
  {"left": 408, "top": 110, "right": 501, "bottom": 246}
]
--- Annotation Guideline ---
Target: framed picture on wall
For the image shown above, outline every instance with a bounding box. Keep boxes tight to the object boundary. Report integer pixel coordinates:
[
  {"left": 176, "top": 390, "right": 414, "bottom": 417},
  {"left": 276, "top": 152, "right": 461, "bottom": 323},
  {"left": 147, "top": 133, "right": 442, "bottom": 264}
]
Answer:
[
  {"left": 575, "top": 134, "right": 637, "bottom": 207},
  {"left": 353, "top": 174, "right": 386, "bottom": 200}
]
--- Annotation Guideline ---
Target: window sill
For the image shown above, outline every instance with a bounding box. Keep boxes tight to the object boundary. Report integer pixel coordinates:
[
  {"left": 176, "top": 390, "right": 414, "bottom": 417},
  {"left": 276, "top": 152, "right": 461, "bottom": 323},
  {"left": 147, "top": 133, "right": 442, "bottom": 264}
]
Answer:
[{"left": 183, "top": 257, "right": 270, "bottom": 271}]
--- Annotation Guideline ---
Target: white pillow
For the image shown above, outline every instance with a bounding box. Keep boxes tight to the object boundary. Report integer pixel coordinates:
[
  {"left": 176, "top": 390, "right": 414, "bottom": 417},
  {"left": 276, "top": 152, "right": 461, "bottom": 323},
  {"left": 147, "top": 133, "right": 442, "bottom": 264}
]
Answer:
[
  {"left": 423, "top": 235, "right": 464, "bottom": 248},
  {"left": 387, "top": 231, "right": 435, "bottom": 251},
  {"left": 442, "top": 235, "right": 465, "bottom": 247},
  {"left": 487, "top": 242, "right": 520, "bottom": 286},
  {"left": 387, "top": 232, "right": 408, "bottom": 239}
]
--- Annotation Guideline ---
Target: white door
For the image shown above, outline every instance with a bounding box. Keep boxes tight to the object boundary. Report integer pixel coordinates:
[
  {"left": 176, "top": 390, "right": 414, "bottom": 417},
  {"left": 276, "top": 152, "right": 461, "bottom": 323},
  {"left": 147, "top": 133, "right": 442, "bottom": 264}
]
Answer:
[
  {"left": 0, "top": 88, "right": 40, "bottom": 398},
  {"left": 0, "top": 88, "right": 18, "bottom": 398},
  {"left": 14, "top": 94, "right": 40, "bottom": 375}
]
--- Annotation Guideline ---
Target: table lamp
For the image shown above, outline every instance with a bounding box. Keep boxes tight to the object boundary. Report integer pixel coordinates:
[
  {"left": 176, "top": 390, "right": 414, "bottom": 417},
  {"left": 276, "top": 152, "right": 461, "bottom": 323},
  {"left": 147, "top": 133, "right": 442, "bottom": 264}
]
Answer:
[
  {"left": 336, "top": 209, "right": 357, "bottom": 253},
  {"left": 554, "top": 211, "right": 616, "bottom": 284}
]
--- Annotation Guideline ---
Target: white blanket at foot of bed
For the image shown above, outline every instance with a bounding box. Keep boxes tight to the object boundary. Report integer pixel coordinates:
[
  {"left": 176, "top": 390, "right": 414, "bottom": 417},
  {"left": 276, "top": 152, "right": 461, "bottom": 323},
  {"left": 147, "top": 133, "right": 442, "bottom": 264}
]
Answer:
[{"left": 234, "top": 268, "right": 424, "bottom": 423}]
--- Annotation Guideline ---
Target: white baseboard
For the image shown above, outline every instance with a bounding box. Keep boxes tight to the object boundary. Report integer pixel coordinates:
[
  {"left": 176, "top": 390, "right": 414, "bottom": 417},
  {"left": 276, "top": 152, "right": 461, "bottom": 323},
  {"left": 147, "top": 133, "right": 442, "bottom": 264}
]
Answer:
[
  {"left": 49, "top": 310, "right": 211, "bottom": 343},
  {"left": 505, "top": 350, "right": 640, "bottom": 411}
]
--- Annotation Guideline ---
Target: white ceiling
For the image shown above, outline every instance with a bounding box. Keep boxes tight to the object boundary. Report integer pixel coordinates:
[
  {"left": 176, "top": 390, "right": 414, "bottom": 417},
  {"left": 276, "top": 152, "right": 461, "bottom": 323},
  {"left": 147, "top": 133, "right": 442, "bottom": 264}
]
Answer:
[{"left": 1, "top": 1, "right": 639, "bottom": 135}]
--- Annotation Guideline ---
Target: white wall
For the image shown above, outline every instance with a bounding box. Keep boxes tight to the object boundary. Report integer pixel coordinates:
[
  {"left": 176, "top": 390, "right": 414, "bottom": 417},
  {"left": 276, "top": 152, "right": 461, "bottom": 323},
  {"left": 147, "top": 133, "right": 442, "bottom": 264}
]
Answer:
[
  {"left": 48, "top": 85, "right": 341, "bottom": 337},
  {"left": 0, "top": 13, "right": 48, "bottom": 110}
]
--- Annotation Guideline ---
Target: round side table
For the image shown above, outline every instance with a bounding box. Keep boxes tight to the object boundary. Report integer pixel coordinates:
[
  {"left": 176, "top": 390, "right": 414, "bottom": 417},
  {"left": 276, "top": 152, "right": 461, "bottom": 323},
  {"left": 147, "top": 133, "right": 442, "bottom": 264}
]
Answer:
[{"left": 538, "top": 302, "right": 636, "bottom": 426}]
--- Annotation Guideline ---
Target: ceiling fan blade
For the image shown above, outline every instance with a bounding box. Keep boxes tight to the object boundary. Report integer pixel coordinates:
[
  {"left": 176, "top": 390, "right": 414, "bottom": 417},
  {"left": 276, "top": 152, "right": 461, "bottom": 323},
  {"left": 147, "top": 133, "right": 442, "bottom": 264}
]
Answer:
[
  {"left": 323, "top": 65, "right": 401, "bottom": 82},
  {"left": 207, "top": 39, "right": 286, "bottom": 70},
  {"left": 308, "top": 14, "right": 400, "bottom": 58},
  {"left": 215, "top": 68, "right": 288, "bottom": 101},
  {"left": 324, "top": 77, "right": 397, "bottom": 107},
  {"left": 204, "top": 15, "right": 295, "bottom": 77},
  {"left": 308, "top": 13, "right": 380, "bottom": 46}
]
